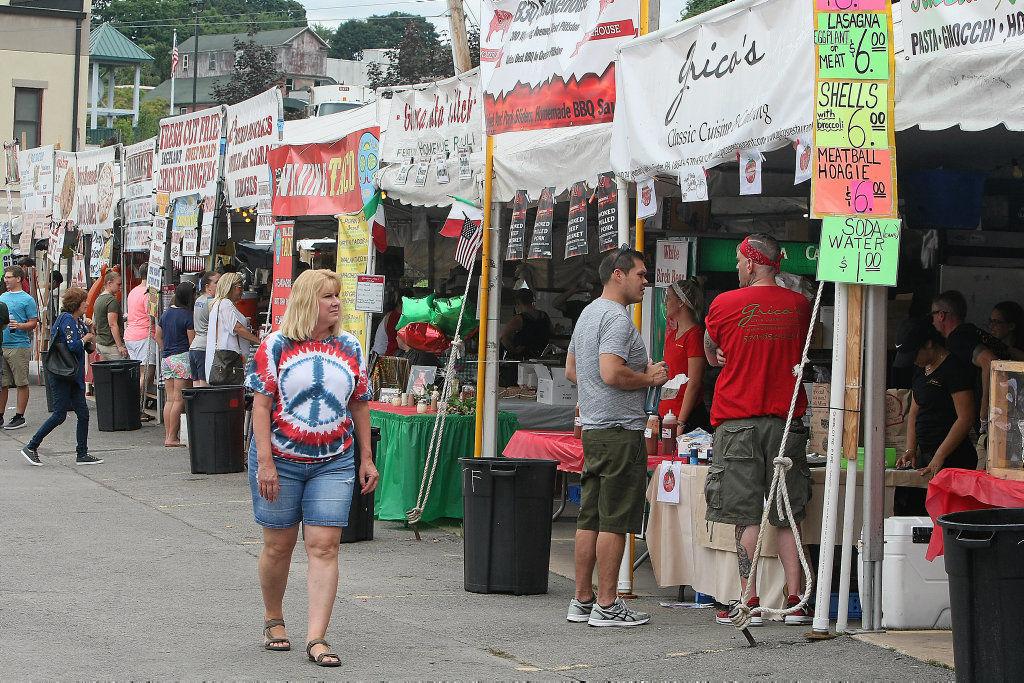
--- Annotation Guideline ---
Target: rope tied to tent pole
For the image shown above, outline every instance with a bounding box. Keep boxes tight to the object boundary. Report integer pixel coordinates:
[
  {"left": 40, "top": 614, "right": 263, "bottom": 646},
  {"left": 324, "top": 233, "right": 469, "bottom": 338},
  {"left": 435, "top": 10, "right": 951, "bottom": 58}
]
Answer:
[
  {"left": 406, "top": 256, "right": 479, "bottom": 527},
  {"left": 728, "top": 280, "right": 825, "bottom": 640}
]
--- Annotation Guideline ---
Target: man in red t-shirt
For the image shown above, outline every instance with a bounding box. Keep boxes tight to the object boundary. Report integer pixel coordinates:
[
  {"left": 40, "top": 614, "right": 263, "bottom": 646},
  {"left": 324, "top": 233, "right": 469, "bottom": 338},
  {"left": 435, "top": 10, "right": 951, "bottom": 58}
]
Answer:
[{"left": 702, "top": 233, "right": 814, "bottom": 626}]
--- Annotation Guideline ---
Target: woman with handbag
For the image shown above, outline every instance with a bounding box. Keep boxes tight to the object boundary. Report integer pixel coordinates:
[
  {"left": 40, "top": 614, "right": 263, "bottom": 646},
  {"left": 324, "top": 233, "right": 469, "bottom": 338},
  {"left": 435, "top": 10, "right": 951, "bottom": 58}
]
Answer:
[
  {"left": 204, "top": 272, "right": 259, "bottom": 385},
  {"left": 245, "top": 269, "right": 378, "bottom": 667},
  {"left": 21, "top": 288, "right": 103, "bottom": 466}
]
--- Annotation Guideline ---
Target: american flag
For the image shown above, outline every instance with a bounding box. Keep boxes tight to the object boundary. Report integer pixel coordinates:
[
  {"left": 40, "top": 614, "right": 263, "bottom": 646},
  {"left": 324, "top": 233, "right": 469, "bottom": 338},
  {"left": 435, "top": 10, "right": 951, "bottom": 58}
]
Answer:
[
  {"left": 454, "top": 217, "right": 483, "bottom": 271},
  {"left": 171, "top": 31, "right": 179, "bottom": 72}
]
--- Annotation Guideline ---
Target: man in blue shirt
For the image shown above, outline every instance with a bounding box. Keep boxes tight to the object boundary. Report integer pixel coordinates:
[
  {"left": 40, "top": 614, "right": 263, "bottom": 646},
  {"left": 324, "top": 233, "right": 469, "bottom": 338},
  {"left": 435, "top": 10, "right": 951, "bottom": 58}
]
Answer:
[{"left": 1, "top": 266, "right": 39, "bottom": 430}]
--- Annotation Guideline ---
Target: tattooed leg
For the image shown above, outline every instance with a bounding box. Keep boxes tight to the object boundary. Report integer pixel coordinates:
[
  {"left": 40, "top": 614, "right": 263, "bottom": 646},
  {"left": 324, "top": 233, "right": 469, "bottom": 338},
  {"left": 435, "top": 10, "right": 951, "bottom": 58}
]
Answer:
[
  {"left": 735, "top": 525, "right": 752, "bottom": 580},
  {"left": 735, "top": 525, "right": 759, "bottom": 597}
]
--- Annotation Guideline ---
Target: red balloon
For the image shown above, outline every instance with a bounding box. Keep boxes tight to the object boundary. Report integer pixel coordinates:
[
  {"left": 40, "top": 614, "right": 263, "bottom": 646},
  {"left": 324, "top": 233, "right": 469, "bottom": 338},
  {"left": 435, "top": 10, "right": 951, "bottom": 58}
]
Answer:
[{"left": 398, "top": 322, "right": 451, "bottom": 354}]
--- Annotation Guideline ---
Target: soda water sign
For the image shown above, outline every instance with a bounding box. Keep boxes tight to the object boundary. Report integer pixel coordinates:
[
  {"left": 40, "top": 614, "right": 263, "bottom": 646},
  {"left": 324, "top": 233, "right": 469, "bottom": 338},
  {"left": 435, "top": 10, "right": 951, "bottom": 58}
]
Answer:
[{"left": 816, "top": 216, "right": 900, "bottom": 286}]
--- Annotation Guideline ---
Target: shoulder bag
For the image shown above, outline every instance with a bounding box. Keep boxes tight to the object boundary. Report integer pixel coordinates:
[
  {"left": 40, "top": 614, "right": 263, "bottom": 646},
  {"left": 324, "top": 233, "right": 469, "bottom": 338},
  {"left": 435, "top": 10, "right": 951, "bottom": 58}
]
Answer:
[
  {"left": 45, "top": 322, "right": 78, "bottom": 379},
  {"left": 208, "top": 301, "right": 245, "bottom": 386}
]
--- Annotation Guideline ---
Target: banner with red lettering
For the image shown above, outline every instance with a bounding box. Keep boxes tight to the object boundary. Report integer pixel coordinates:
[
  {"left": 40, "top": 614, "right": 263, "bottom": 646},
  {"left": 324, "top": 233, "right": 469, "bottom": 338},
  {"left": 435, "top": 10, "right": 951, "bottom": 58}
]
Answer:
[
  {"left": 267, "top": 128, "right": 380, "bottom": 216},
  {"left": 480, "top": 0, "right": 638, "bottom": 134},
  {"left": 224, "top": 88, "right": 283, "bottom": 208},
  {"left": 380, "top": 69, "right": 482, "bottom": 163},
  {"left": 271, "top": 220, "right": 294, "bottom": 331},
  {"left": 156, "top": 107, "right": 224, "bottom": 201}
]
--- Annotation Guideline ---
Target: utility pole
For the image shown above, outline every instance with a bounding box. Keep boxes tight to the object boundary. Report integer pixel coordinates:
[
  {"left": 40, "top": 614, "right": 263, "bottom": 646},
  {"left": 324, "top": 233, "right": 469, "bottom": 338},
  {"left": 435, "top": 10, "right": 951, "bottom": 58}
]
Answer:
[
  {"left": 191, "top": 0, "right": 202, "bottom": 111},
  {"left": 446, "top": 0, "right": 472, "bottom": 74}
]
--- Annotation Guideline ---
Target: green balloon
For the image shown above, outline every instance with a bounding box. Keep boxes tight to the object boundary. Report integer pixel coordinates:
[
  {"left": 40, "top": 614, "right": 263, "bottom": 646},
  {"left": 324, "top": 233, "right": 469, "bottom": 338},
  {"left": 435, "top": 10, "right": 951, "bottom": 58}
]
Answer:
[
  {"left": 396, "top": 294, "right": 434, "bottom": 331},
  {"left": 431, "top": 296, "right": 478, "bottom": 337}
]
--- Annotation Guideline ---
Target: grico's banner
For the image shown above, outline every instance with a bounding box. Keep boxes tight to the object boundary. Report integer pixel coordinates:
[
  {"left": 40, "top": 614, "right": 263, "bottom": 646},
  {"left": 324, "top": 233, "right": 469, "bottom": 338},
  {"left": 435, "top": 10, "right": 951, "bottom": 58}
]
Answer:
[
  {"left": 481, "top": 0, "right": 638, "bottom": 134},
  {"left": 611, "top": 0, "right": 812, "bottom": 180},
  {"left": 380, "top": 69, "right": 482, "bottom": 163},
  {"left": 901, "top": 0, "right": 1024, "bottom": 59},
  {"left": 157, "top": 106, "right": 224, "bottom": 201},
  {"left": 268, "top": 128, "right": 380, "bottom": 217},
  {"left": 224, "top": 88, "right": 283, "bottom": 208}
]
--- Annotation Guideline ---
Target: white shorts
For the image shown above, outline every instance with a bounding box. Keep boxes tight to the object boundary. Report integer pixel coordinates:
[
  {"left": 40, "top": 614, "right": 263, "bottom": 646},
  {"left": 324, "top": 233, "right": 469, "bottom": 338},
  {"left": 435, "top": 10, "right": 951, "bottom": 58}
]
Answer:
[{"left": 126, "top": 338, "right": 158, "bottom": 366}]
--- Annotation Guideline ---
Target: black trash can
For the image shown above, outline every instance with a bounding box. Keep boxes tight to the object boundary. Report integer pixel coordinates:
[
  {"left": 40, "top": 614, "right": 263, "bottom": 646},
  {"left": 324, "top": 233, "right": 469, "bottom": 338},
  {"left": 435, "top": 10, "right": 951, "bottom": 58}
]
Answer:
[
  {"left": 40, "top": 350, "right": 55, "bottom": 413},
  {"left": 341, "top": 427, "right": 380, "bottom": 544},
  {"left": 182, "top": 386, "right": 245, "bottom": 474},
  {"left": 92, "top": 360, "right": 142, "bottom": 431},
  {"left": 938, "top": 507, "right": 1024, "bottom": 682},
  {"left": 461, "top": 457, "right": 558, "bottom": 595}
]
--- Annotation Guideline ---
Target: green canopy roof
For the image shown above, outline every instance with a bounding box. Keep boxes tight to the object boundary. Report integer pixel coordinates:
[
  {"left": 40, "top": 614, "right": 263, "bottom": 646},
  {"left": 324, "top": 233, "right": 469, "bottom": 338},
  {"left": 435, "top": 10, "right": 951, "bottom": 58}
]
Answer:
[{"left": 89, "top": 23, "right": 155, "bottom": 64}]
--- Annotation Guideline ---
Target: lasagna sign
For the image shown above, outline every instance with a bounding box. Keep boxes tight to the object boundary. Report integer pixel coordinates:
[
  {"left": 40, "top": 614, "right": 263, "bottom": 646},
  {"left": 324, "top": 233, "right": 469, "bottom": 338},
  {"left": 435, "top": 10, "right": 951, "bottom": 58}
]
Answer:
[
  {"left": 267, "top": 128, "right": 380, "bottom": 216},
  {"left": 157, "top": 108, "right": 223, "bottom": 201},
  {"left": 481, "top": 0, "right": 638, "bottom": 134}
]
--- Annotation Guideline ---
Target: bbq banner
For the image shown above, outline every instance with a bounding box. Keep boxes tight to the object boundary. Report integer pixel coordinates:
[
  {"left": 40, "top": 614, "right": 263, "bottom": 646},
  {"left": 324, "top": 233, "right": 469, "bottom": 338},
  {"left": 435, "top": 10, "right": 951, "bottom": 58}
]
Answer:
[
  {"left": 224, "top": 88, "right": 282, "bottom": 208},
  {"left": 157, "top": 107, "right": 224, "bottom": 201},
  {"left": 596, "top": 172, "right": 618, "bottom": 252},
  {"left": 268, "top": 128, "right": 380, "bottom": 217},
  {"left": 481, "top": 0, "right": 639, "bottom": 134},
  {"left": 565, "top": 181, "right": 589, "bottom": 259},
  {"left": 527, "top": 186, "right": 555, "bottom": 260},
  {"left": 506, "top": 189, "right": 529, "bottom": 261},
  {"left": 17, "top": 145, "right": 54, "bottom": 214}
]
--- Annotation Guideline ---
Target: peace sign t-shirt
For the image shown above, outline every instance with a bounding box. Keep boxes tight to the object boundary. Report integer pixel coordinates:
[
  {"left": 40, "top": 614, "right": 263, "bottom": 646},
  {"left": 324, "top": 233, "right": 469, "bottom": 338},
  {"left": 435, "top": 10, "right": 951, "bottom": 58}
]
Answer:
[{"left": 247, "top": 331, "right": 372, "bottom": 463}]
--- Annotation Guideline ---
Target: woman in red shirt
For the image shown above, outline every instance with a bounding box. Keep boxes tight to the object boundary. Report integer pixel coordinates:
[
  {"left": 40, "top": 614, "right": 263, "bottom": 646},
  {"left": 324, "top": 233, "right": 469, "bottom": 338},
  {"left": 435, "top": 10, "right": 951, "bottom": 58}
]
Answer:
[{"left": 659, "top": 278, "right": 711, "bottom": 432}]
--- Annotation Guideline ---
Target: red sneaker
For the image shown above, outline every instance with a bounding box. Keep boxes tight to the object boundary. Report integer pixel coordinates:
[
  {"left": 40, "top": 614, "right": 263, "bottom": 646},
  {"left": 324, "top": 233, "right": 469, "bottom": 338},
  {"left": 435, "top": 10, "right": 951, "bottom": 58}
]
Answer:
[
  {"left": 716, "top": 597, "right": 763, "bottom": 626},
  {"left": 784, "top": 595, "right": 813, "bottom": 625}
]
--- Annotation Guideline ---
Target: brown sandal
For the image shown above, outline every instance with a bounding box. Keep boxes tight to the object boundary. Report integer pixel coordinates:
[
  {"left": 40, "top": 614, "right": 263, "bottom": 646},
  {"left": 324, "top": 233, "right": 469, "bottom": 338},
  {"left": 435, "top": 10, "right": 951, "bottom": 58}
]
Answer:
[
  {"left": 263, "top": 619, "right": 291, "bottom": 651},
  {"left": 306, "top": 639, "right": 341, "bottom": 667}
]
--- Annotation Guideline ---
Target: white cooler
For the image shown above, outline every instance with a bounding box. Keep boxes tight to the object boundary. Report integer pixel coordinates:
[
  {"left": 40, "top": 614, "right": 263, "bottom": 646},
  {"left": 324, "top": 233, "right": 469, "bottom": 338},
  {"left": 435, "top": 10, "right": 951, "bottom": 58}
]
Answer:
[{"left": 880, "top": 516, "right": 951, "bottom": 629}]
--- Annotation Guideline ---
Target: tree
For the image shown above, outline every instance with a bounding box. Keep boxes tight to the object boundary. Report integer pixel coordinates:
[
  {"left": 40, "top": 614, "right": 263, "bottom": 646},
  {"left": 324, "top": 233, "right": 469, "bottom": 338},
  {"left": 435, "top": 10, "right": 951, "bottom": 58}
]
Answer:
[
  {"left": 328, "top": 12, "right": 439, "bottom": 60},
  {"left": 366, "top": 23, "right": 480, "bottom": 89},
  {"left": 682, "top": 0, "right": 734, "bottom": 19},
  {"left": 113, "top": 98, "right": 169, "bottom": 144},
  {"left": 92, "top": 0, "right": 306, "bottom": 85},
  {"left": 310, "top": 22, "right": 334, "bottom": 45},
  {"left": 211, "top": 34, "right": 282, "bottom": 105}
]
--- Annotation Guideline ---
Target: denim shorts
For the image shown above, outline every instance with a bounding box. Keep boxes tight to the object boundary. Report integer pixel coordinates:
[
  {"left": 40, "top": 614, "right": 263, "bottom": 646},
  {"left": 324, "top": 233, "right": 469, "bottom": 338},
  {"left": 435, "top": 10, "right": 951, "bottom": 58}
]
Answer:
[
  {"left": 247, "top": 441, "right": 356, "bottom": 529},
  {"left": 188, "top": 350, "right": 206, "bottom": 381}
]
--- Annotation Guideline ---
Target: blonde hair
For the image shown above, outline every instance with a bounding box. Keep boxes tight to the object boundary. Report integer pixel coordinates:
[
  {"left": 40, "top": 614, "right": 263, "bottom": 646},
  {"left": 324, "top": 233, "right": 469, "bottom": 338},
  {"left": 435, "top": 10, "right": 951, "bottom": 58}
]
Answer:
[
  {"left": 668, "top": 277, "right": 705, "bottom": 321},
  {"left": 280, "top": 269, "right": 343, "bottom": 341},
  {"left": 213, "top": 272, "right": 243, "bottom": 302}
]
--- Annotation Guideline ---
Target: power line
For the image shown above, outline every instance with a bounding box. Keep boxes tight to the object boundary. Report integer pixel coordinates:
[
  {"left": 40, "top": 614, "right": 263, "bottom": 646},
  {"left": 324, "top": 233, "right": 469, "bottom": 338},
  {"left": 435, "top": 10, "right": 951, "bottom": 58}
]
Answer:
[{"left": 103, "top": 0, "right": 447, "bottom": 28}]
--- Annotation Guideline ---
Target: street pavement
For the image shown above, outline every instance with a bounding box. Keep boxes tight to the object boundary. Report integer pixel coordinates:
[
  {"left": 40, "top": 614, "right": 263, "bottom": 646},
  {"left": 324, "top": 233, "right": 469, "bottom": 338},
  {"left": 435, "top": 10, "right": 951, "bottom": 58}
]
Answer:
[{"left": 1, "top": 392, "right": 954, "bottom": 680}]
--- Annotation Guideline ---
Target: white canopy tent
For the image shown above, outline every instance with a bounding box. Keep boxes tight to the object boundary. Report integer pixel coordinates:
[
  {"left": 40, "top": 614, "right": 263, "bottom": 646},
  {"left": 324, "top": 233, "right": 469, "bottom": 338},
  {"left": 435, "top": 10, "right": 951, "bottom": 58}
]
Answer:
[{"left": 279, "top": 101, "right": 384, "bottom": 146}]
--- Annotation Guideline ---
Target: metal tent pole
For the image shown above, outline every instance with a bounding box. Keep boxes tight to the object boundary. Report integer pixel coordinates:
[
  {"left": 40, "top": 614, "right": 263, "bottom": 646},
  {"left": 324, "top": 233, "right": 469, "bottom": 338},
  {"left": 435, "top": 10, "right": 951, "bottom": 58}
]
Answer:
[
  {"left": 861, "top": 286, "right": 887, "bottom": 631},
  {"left": 481, "top": 202, "right": 502, "bottom": 457}
]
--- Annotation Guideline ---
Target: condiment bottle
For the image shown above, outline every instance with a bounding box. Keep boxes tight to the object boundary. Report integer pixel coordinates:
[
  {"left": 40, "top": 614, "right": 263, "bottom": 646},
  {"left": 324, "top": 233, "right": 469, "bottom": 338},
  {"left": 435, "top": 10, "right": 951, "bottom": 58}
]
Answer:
[
  {"left": 573, "top": 404, "right": 583, "bottom": 439},
  {"left": 661, "top": 410, "right": 678, "bottom": 456},
  {"left": 645, "top": 413, "right": 661, "bottom": 456},
  {"left": 430, "top": 390, "right": 440, "bottom": 412}
]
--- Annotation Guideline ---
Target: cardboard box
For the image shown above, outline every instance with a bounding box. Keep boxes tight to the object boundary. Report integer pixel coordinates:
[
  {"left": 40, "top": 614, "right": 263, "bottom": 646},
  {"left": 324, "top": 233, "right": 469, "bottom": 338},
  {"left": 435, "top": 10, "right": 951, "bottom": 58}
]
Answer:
[
  {"left": 536, "top": 366, "right": 578, "bottom": 405},
  {"left": 807, "top": 384, "right": 910, "bottom": 456}
]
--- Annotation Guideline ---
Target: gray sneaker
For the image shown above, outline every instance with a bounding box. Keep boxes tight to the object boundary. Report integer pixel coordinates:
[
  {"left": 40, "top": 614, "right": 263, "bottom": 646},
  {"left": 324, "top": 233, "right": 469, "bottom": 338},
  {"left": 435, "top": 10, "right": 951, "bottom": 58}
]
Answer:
[
  {"left": 21, "top": 446, "right": 42, "bottom": 467},
  {"left": 566, "top": 595, "right": 595, "bottom": 623},
  {"left": 588, "top": 598, "right": 651, "bottom": 627}
]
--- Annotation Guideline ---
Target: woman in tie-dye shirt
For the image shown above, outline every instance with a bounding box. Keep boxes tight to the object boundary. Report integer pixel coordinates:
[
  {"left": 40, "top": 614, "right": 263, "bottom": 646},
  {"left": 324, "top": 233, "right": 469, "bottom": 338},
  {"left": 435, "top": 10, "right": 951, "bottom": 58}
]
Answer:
[{"left": 245, "top": 269, "right": 377, "bottom": 667}]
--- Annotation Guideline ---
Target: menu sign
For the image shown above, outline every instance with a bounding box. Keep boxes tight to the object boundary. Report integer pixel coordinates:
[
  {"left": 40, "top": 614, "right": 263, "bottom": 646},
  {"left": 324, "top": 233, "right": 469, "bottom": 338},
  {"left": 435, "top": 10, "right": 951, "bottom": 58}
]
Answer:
[
  {"left": 564, "top": 181, "right": 589, "bottom": 259},
  {"left": 814, "top": 12, "right": 889, "bottom": 80},
  {"left": 596, "top": 172, "right": 618, "bottom": 252},
  {"left": 817, "top": 216, "right": 900, "bottom": 286}
]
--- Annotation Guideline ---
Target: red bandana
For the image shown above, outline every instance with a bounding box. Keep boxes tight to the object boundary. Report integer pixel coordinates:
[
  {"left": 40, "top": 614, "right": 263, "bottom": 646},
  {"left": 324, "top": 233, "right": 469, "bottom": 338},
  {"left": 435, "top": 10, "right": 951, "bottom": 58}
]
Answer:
[{"left": 739, "top": 237, "right": 780, "bottom": 269}]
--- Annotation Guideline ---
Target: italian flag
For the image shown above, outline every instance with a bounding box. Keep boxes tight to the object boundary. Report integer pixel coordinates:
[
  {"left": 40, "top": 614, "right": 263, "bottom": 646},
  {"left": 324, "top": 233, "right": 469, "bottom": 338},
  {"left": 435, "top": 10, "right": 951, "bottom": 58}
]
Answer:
[
  {"left": 440, "top": 196, "right": 483, "bottom": 237},
  {"left": 364, "top": 191, "right": 387, "bottom": 252}
]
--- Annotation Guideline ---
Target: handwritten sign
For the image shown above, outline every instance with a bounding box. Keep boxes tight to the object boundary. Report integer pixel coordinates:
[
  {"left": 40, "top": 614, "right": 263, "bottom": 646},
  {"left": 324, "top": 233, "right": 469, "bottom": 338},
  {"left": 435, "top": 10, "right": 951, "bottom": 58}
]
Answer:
[
  {"left": 270, "top": 220, "right": 294, "bottom": 331},
  {"left": 813, "top": 147, "right": 893, "bottom": 217},
  {"left": 814, "top": 80, "right": 888, "bottom": 150},
  {"left": 355, "top": 274, "right": 386, "bottom": 313},
  {"left": 816, "top": 0, "right": 886, "bottom": 10},
  {"left": 814, "top": 12, "right": 889, "bottom": 80},
  {"left": 655, "top": 239, "right": 690, "bottom": 288},
  {"left": 817, "top": 216, "right": 900, "bottom": 286}
]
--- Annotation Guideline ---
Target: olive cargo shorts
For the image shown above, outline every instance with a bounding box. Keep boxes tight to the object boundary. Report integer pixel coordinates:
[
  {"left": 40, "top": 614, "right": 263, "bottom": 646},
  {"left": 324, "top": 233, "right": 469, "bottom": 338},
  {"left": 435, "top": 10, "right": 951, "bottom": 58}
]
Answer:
[
  {"left": 704, "top": 416, "right": 813, "bottom": 527},
  {"left": 578, "top": 427, "right": 647, "bottom": 534}
]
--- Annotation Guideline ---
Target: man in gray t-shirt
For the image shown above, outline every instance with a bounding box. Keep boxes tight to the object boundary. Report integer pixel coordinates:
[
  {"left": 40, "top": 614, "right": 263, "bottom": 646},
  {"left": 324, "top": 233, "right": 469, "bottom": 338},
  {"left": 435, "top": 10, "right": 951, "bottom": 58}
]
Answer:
[
  {"left": 564, "top": 247, "right": 668, "bottom": 628},
  {"left": 188, "top": 271, "right": 220, "bottom": 385}
]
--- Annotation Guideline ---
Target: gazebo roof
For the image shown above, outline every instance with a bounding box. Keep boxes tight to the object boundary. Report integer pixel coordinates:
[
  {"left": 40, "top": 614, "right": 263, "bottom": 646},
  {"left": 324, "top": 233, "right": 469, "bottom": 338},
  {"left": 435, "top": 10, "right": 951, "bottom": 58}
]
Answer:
[{"left": 89, "top": 23, "right": 155, "bottom": 64}]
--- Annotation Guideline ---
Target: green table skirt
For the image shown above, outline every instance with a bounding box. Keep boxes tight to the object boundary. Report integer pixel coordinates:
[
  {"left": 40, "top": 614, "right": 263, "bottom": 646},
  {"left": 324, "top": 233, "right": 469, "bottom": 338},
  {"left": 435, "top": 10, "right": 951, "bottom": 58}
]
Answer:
[{"left": 371, "top": 409, "right": 520, "bottom": 522}]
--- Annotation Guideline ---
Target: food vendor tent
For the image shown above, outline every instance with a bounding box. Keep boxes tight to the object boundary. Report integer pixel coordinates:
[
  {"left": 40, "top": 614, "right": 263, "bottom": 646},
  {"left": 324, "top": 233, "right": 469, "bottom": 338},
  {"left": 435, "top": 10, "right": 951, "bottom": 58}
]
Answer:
[
  {"left": 279, "top": 101, "right": 384, "bottom": 146},
  {"left": 491, "top": 124, "right": 614, "bottom": 202}
]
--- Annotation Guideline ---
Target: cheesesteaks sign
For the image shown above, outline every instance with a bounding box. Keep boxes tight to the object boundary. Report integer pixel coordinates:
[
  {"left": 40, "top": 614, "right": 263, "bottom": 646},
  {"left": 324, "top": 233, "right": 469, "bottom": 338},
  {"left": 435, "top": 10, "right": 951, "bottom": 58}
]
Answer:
[
  {"left": 611, "top": 0, "right": 813, "bottom": 179},
  {"left": 481, "top": 0, "right": 638, "bottom": 134},
  {"left": 157, "top": 107, "right": 224, "bottom": 201},
  {"left": 224, "top": 88, "right": 283, "bottom": 208}
]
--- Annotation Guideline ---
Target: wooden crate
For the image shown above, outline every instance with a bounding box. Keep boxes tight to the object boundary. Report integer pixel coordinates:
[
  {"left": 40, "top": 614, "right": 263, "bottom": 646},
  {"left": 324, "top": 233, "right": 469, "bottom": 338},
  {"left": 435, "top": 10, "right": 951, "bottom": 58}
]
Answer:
[{"left": 988, "top": 361, "right": 1024, "bottom": 481}]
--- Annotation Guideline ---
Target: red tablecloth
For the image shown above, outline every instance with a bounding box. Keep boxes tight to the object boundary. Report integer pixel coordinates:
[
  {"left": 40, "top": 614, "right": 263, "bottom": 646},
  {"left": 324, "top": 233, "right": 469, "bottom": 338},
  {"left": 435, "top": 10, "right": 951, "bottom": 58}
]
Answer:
[
  {"left": 502, "top": 429, "right": 679, "bottom": 473},
  {"left": 925, "top": 468, "right": 1024, "bottom": 559}
]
